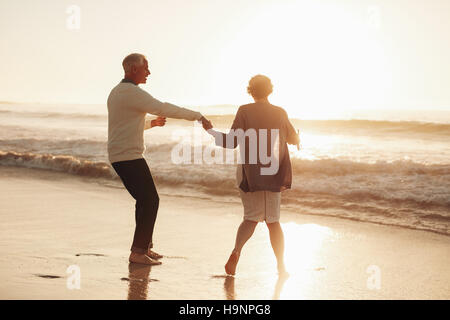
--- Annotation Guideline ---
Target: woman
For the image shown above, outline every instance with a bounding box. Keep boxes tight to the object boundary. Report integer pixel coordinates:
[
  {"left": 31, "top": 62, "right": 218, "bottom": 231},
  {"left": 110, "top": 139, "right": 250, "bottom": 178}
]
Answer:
[{"left": 206, "top": 75, "right": 300, "bottom": 275}]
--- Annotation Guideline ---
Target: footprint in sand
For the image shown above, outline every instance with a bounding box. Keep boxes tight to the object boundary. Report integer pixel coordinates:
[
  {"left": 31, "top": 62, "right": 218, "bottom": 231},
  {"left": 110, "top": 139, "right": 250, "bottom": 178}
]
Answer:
[
  {"left": 314, "top": 267, "right": 326, "bottom": 271},
  {"left": 75, "top": 253, "right": 107, "bottom": 257},
  {"left": 34, "top": 274, "right": 62, "bottom": 279},
  {"left": 211, "top": 275, "right": 229, "bottom": 279},
  {"left": 75, "top": 253, "right": 185, "bottom": 259},
  {"left": 163, "top": 255, "right": 188, "bottom": 260},
  {"left": 120, "top": 277, "right": 159, "bottom": 282}
]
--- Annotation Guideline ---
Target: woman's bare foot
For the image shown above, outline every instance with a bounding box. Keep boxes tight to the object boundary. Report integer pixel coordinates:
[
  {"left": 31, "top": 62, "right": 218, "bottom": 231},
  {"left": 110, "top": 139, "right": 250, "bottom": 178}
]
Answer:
[
  {"left": 225, "top": 251, "right": 240, "bottom": 275},
  {"left": 129, "top": 252, "right": 162, "bottom": 265},
  {"left": 277, "top": 263, "right": 288, "bottom": 276}
]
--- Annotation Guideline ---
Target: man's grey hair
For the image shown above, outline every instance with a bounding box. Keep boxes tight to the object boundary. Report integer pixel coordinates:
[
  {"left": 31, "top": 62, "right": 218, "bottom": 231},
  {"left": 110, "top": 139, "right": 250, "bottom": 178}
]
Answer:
[{"left": 122, "top": 53, "right": 146, "bottom": 73}]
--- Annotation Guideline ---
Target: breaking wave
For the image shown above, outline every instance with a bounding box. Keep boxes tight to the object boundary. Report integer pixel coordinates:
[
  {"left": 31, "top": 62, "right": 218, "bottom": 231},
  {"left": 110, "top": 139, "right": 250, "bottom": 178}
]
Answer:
[
  {"left": 1, "top": 144, "right": 449, "bottom": 236},
  {"left": 1, "top": 150, "right": 448, "bottom": 219},
  {"left": 2, "top": 108, "right": 450, "bottom": 136}
]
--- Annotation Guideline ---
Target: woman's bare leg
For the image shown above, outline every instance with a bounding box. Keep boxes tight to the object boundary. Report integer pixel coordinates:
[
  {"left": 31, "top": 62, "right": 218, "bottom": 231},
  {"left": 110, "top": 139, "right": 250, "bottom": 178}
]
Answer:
[
  {"left": 225, "top": 219, "right": 258, "bottom": 275},
  {"left": 266, "top": 222, "right": 287, "bottom": 274},
  {"left": 233, "top": 220, "right": 258, "bottom": 254}
]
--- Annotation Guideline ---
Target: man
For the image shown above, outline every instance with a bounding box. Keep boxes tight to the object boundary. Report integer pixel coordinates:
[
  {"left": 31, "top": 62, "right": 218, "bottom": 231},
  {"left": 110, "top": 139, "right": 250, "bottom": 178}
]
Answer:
[{"left": 108, "top": 53, "right": 212, "bottom": 265}]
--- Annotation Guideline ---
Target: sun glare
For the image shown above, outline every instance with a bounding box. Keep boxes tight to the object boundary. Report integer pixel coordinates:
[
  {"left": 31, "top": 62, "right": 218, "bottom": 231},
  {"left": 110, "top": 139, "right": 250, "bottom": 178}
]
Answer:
[
  {"left": 217, "top": 1, "right": 389, "bottom": 119},
  {"left": 278, "top": 222, "right": 333, "bottom": 299},
  {"left": 283, "top": 222, "right": 332, "bottom": 269}
]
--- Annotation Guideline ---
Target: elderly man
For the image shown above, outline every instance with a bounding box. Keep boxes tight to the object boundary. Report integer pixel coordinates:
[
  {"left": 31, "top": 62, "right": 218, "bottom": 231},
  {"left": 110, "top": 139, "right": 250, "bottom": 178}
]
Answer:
[{"left": 108, "top": 53, "right": 211, "bottom": 265}]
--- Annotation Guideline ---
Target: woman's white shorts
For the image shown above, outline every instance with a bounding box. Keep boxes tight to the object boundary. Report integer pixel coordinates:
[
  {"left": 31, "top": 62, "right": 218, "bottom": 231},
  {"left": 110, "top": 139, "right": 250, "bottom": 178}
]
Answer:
[{"left": 239, "top": 189, "right": 281, "bottom": 223}]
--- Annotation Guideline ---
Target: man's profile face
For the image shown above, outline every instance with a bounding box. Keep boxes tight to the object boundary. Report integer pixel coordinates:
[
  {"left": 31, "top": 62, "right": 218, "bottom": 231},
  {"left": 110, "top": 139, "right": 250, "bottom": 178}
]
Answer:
[{"left": 133, "top": 59, "right": 151, "bottom": 84}]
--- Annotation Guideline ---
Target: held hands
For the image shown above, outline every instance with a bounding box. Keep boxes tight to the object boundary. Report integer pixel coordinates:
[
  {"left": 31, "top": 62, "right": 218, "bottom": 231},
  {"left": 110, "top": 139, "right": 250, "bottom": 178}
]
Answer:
[
  {"left": 151, "top": 116, "right": 166, "bottom": 128},
  {"left": 199, "top": 116, "right": 213, "bottom": 130},
  {"left": 149, "top": 116, "right": 211, "bottom": 130}
]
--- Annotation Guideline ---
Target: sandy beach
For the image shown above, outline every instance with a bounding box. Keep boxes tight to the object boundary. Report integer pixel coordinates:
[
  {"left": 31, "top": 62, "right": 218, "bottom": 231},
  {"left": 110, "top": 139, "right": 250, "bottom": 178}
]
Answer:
[{"left": 0, "top": 165, "right": 448, "bottom": 300}]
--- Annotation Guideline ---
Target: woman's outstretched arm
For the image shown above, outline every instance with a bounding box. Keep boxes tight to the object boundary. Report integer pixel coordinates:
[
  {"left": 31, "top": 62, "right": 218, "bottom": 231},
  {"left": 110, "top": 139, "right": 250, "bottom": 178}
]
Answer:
[
  {"left": 203, "top": 107, "right": 244, "bottom": 149},
  {"left": 206, "top": 128, "right": 239, "bottom": 149}
]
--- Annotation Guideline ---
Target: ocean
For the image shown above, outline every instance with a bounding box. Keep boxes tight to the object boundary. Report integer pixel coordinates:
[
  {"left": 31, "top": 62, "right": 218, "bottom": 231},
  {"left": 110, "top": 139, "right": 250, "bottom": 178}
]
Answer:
[{"left": 1, "top": 102, "right": 449, "bottom": 236}]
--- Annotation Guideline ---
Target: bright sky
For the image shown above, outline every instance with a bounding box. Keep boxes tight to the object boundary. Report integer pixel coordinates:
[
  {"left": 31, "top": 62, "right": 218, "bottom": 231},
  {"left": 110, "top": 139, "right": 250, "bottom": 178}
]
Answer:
[{"left": 1, "top": 0, "right": 450, "bottom": 117}]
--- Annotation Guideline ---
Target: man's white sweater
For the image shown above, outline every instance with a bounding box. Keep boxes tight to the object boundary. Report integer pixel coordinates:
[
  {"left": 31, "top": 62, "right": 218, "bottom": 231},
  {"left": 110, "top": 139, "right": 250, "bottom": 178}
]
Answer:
[{"left": 107, "top": 81, "right": 202, "bottom": 163}]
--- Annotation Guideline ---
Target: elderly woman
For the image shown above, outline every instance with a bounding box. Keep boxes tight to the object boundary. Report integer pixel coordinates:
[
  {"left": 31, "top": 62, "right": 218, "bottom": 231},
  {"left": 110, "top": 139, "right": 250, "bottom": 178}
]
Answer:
[{"left": 206, "top": 75, "right": 299, "bottom": 275}]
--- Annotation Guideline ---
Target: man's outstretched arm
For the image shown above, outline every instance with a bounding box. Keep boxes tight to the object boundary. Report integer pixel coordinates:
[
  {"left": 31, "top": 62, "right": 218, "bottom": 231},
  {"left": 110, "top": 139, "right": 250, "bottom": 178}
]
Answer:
[{"left": 132, "top": 86, "right": 206, "bottom": 122}]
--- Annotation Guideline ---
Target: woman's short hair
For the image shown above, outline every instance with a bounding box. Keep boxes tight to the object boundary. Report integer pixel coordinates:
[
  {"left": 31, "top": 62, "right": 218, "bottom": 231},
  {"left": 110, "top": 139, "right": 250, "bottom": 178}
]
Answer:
[
  {"left": 247, "top": 75, "right": 273, "bottom": 99},
  {"left": 122, "top": 53, "right": 146, "bottom": 73}
]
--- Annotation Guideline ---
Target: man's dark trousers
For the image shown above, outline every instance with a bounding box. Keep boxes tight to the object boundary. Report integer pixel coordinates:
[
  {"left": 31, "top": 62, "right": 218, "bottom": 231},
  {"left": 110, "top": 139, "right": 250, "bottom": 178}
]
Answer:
[{"left": 111, "top": 158, "right": 159, "bottom": 254}]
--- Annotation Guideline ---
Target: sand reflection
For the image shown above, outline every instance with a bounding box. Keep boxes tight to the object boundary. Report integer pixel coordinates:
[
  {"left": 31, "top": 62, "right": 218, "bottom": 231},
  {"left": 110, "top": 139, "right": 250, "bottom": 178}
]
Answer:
[
  {"left": 126, "top": 263, "right": 152, "bottom": 300},
  {"left": 224, "top": 276, "right": 235, "bottom": 300},
  {"left": 223, "top": 273, "right": 289, "bottom": 300},
  {"left": 272, "top": 273, "right": 289, "bottom": 299},
  {"left": 222, "top": 222, "right": 332, "bottom": 299}
]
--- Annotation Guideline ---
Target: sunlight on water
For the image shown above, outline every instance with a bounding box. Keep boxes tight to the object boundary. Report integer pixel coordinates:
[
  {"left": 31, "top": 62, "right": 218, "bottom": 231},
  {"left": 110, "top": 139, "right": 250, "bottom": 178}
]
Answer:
[
  {"left": 230, "top": 222, "right": 333, "bottom": 300},
  {"left": 290, "top": 132, "right": 352, "bottom": 161},
  {"left": 278, "top": 222, "right": 333, "bottom": 299},
  {"left": 290, "top": 133, "right": 335, "bottom": 160}
]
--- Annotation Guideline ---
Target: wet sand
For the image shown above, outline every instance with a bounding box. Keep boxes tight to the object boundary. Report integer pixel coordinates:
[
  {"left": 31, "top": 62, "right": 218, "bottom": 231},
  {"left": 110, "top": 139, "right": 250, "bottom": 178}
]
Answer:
[{"left": 0, "top": 165, "right": 449, "bottom": 299}]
